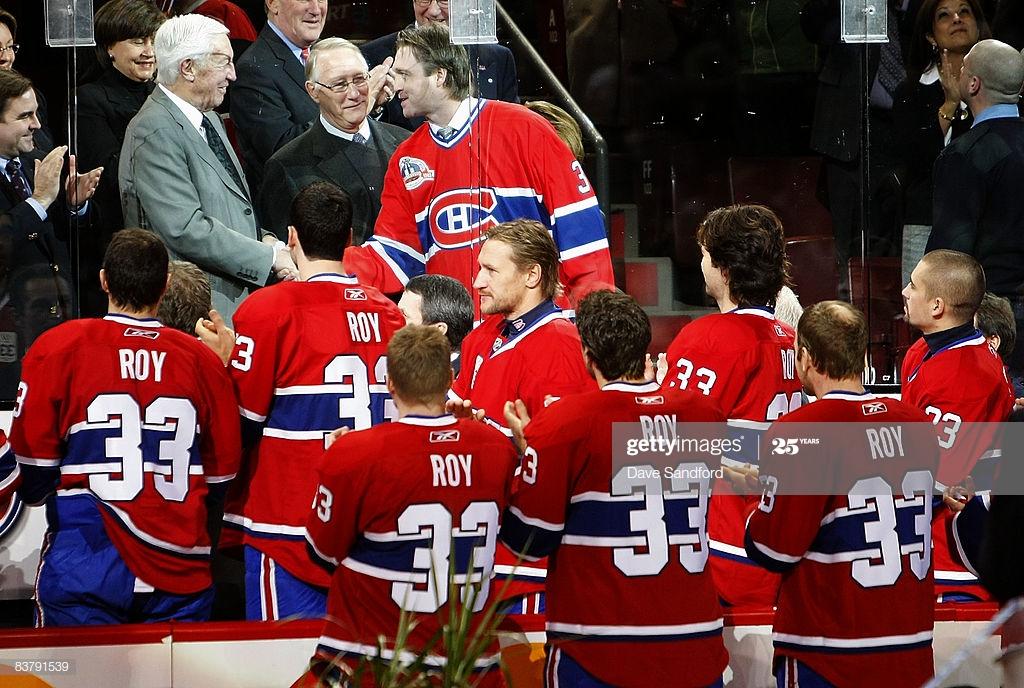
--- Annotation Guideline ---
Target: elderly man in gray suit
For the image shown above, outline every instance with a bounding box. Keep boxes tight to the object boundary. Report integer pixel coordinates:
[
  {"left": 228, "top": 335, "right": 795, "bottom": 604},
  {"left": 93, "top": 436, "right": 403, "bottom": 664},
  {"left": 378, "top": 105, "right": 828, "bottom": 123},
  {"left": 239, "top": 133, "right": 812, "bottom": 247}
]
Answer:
[
  {"left": 259, "top": 38, "right": 410, "bottom": 243},
  {"left": 120, "top": 14, "right": 296, "bottom": 324}
]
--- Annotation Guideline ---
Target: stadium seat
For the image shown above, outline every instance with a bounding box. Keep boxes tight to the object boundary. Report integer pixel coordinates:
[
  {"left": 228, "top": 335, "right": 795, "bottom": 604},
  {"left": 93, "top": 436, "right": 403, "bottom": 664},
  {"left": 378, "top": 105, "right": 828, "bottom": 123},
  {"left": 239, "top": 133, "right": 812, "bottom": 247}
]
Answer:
[
  {"left": 728, "top": 156, "right": 833, "bottom": 237},
  {"left": 848, "top": 257, "right": 905, "bottom": 383},
  {"left": 785, "top": 235, "right": 838, "bottom": 306}
]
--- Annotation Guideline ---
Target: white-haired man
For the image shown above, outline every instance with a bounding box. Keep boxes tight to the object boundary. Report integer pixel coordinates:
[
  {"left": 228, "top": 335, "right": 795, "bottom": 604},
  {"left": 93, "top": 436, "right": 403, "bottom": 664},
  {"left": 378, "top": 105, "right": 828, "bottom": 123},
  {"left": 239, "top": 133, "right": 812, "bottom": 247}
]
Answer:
[
  {"left": 259, "top": 38, "right": 410, "bottom": 243},
  {"left": 120, "top": 14, "right": 296, "bottom": 323}
]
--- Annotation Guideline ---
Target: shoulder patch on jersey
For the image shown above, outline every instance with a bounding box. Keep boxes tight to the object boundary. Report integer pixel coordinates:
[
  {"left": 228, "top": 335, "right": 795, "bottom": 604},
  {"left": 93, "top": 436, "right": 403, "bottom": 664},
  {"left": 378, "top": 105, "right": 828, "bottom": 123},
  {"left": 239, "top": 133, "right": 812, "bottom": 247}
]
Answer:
[
  {"left": 399, "top": 156, "right": 435, "bottom": 190},
  {"left": 124, "top": 328, "right": 160, "bottom": 340},
  {"left": 862, "top": 401, "right": 888, "bottom": 416},
  {"left": 774, "top": 324, "right": 786, "bottom": 337},
  {"left": 345, "top": 288, "right": 367, "bottom": 301},
  {"left": 429, "top": 429, "right": 461, "bottom": 443},
  {"left": 636, "top": 395, "right": 664, "bottom": 405}
]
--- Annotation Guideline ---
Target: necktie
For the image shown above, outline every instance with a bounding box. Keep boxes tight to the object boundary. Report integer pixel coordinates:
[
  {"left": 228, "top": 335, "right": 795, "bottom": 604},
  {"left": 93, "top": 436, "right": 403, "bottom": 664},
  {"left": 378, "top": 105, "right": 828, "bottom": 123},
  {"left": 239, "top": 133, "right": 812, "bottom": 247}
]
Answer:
[
  {"left": 300, "top": 46, "right": 310, "bottom": 64},
  {"left": 201, "top": 117, "right": 244, "bottom": 191},
  {"left": 351, "top": 132, "right": 366, "bottom": 145},
  {"left": 5, "top": 159, "right": 30, "bottom": 201},
  {"left": 872, "top": 9, "right": 906, "bottom": 109}
]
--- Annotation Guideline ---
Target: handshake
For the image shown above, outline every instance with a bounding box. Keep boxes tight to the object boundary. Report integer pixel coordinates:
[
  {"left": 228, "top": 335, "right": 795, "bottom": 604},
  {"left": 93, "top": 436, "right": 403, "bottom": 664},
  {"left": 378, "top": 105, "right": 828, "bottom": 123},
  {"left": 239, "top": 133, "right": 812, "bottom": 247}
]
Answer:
[{"left": 263, "top": 234, "right": 298, "bottom": 282}]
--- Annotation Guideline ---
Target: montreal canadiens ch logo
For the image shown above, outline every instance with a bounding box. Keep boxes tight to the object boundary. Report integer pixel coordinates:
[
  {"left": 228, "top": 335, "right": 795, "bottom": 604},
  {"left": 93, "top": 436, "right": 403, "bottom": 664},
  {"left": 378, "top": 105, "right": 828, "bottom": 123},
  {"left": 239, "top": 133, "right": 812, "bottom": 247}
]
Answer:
[
  {"left": 399, "top": 156, "right": 435, "bottom": 190},
  {"left": 429, "top": 187, "right": 499, "bottom": 249}
]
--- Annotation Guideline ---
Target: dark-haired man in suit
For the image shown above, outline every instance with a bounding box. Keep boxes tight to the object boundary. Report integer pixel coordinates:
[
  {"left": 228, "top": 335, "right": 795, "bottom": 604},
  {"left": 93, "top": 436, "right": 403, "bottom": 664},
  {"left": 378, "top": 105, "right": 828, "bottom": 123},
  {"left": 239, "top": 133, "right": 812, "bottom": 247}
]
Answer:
[
  {"left": 361, "top": 0, "right": 519, "bottom": 131},
  {"left": 260, "top": 38, "right": 409, "bottom": 243},
  {"left": 0, "top": 69, "right": 101, "bottom": 397}
]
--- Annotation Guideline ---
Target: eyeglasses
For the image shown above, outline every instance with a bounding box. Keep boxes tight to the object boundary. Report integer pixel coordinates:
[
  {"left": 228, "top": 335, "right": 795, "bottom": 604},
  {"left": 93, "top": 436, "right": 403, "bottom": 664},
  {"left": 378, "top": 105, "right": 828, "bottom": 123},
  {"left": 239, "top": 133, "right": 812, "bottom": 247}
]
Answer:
[
  {"left": 0, "top": 44, "right": 19, "bottom": 56},
  {"left": 314, "top": 74, "right": 370, "bottom": 93},
  {"left": 413, "top": 0, "right": 449, "bottom": 7},
  {"left": 205, "top": 52, "right": 234, "bottom": 69}
]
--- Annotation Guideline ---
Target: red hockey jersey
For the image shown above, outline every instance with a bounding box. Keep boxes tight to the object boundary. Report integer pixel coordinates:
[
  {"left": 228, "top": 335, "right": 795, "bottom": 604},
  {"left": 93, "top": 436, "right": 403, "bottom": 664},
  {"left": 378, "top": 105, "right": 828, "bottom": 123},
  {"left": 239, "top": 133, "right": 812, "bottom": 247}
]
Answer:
[
  {"left": 901, "top": 330, "right": 1013, "bottom": 601},
  {"left": 502, "top": 381, "right": 729, "bottom": 688},
  {"left": 225, "top": 274, "right": 405, "bottom": 587},
  {"left": 662, "top": 307, "right": 802, "bottom": 606},
  {"left": 451, "top": 301, "right": 597, "bottom": 431},
  {"left": 745, "top": 391, "right": 937, "bottom": 688},
  {"left": 0, "top": 431, "right": 17, "bottom": 503},
  {"left": 10, "top": 315, "right": 241, "bottom": 594},
  {"left": 305, "top": 414, "right": 516, "bottom": 684},
  {"left": 342, "top": 99, "right": 613, "bottom": 309}
]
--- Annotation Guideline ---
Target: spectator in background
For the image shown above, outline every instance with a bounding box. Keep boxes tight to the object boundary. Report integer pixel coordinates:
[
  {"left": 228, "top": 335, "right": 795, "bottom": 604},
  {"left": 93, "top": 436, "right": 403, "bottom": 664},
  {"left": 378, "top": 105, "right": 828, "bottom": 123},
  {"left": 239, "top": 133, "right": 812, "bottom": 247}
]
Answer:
[
  {"left": 260, "top": 38, "right": 410, "bottom": 243},
  {"left": 976, "top": 291, "right": 1016, "bottom": 362},
  {"left": 895, "top": 0, "right": 990, "bottom": 288},
  {"left": 928, "top": 40, "right": 1024, "bottom": 383},
  {"left": 0, "top": 68, "right": 102, "bottom": 398},
  {"left": 76, "top": 0, "right": 166, "bottom": 317},
  {"left": 0, "top": 6, "right": 53, "bottom": 152},
  {"left": 158, "top": 260, "right": 212, "bottom": 334},
  {"left": 361, "top": 0, "right": 519, "bottom": 131},
  {"left": 398, "top": 273, "right": 473, "bottom": 373},
  {"left": 120, "top": 14, "right": 297, "bottom": 324},
  {"left": 229, "top": 0, "right": 326, "bottom": 191},
  {"left": 525, "top": 100, "right": 584, "bottom": 160},
  {"left": 802, "top": 0, "right": 915, "bottom": 295}
]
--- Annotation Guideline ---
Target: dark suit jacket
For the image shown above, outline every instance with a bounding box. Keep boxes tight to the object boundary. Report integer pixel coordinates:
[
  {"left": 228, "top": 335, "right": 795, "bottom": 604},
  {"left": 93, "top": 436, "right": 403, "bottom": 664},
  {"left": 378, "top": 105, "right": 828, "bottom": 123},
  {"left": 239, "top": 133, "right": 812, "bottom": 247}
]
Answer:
[
  {"left": 0, "top": 149, "right": 82, "bottom": 397},
  {"left": 259, "top": 117, "right": 410, "bottom": 245},
  {"left": 892, "top": 77, "right": 973, "bottom": 226},
  {"left": 361, "top": 29, "right": 519, "bottom": 131},
  {"left": 801, "top": 0, "right": 913, "bottom": 162},
  {"left": 928, "top": 116, "right": 1024, "bottom": 296},
  {"left": 230, "top": 24, "right": 319, "bottom": 192},
  {"left": 75, "top": 68, "right": 154, "bottom": 315}
]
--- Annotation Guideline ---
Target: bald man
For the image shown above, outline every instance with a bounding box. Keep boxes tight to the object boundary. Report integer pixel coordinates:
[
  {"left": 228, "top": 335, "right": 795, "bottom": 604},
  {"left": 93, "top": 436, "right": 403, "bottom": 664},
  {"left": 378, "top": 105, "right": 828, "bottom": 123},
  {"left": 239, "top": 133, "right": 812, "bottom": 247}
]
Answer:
[{"left": 928, "top": 40, "right": 1024, "bottom": 381}]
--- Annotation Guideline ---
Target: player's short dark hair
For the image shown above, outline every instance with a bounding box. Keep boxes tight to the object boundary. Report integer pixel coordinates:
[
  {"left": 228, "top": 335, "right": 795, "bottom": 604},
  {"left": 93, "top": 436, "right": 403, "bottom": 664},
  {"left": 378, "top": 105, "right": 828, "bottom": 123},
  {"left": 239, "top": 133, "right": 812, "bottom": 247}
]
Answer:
[
  {"left": 0, "top": 68, "right": 31, "bottom": 118},
  {"left": 290, "top": 181, "right": 352, "bottom": 261},
  {"left": 697, "top": 204, "right": 790, "bottom": 308},
  {"left": 405, "top": 274, "right": 474, "bottom": 350},
  {"left": 387, "top": 325, "right": 452, "bottom": 405},
  {"left": 158, "top": 261, "right": 211, "bottom": 335},
  {"left": 485, "top": 219, "right": 561, "bottom": 301},
  {"left": 94, "top": 0, "right": 165, "bottom": 68},
  {"left": 797, "top": 300, "right": 867, "bottom": 380},
  {"left": 102, "top": 229, "right": 169, "bottom": 311},
  {"left": 576, "top": 290, "right": 650, "bottom": 381},
  {"left": 920, "top": 250, "right": 986, "bottom": 324},
  {"left": 976, "top": 292, "right": 1016, "bottom": 361},
  {"left": 396, "top": 23, "right": 470, "bottom": 100}
]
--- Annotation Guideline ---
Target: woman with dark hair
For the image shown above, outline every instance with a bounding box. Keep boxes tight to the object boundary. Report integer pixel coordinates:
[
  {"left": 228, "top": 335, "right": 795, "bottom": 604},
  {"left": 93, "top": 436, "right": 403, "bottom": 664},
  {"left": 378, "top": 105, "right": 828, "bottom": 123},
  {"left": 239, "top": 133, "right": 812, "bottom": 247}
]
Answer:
[
  {"left": 75, "top": 0, "right": 166, "bottom": 316},
  {"left": 894, "top": 0, "right": 991, "bottom": 287}
]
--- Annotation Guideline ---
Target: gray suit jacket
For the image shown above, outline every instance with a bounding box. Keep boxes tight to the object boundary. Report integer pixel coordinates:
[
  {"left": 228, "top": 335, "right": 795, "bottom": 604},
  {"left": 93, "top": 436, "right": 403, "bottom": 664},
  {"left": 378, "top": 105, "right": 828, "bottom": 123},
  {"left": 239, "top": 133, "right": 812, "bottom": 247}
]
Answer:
[
  {"left": 120, "top": 86, "right": 273, "bottom": 323},
  {"left": 259, "top": 118, "right": 410, "bottom": 244}
]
